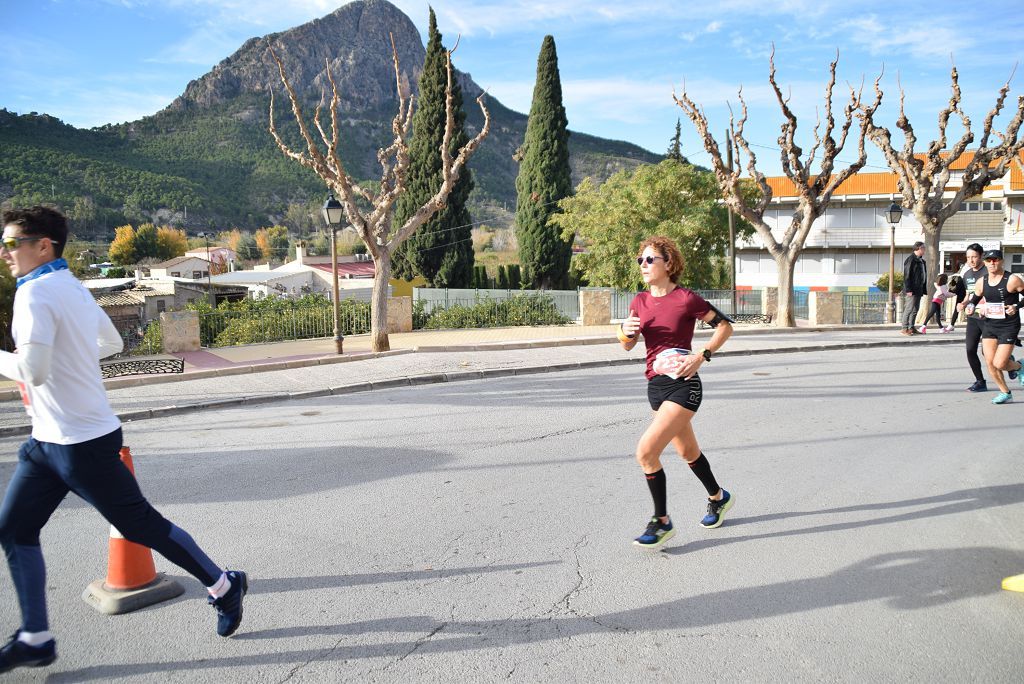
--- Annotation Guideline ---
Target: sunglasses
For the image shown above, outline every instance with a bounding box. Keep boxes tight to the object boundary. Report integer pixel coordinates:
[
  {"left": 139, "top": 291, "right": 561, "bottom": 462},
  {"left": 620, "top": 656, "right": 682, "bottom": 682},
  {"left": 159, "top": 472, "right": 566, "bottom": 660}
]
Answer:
[
  {"left": 0, "top": 236, "right": 51, "bottom": 252},
  {"left": 636, "top": 255, "right": 665, "bottom": 266}
]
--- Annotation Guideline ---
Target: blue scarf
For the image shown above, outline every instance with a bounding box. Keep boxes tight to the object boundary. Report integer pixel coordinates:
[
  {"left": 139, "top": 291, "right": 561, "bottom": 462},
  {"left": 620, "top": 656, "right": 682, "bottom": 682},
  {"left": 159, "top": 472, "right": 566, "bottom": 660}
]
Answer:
[{"left": 16, "top": 258, "right": 69, "bottom": 289}]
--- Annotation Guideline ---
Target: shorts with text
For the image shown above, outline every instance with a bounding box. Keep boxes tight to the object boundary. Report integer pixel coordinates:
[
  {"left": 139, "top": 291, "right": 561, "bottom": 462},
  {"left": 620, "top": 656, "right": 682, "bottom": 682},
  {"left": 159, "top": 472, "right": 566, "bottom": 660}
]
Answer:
[{"left": 647, "top": 374, "right": 703, "bottom": 413}]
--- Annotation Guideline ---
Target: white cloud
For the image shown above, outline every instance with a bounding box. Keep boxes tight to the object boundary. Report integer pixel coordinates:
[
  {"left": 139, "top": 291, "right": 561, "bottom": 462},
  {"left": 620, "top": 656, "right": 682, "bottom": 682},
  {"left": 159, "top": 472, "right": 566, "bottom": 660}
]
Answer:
[{"left": 839, "top": 14, "right": 974, "bottom": 60}]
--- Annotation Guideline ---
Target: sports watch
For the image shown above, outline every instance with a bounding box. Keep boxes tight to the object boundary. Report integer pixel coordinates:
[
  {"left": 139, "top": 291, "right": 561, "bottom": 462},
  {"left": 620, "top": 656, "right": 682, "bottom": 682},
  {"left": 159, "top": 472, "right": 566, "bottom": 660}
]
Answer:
[{"left": 700, "top": 348, "right": 712, "bottom": 363}]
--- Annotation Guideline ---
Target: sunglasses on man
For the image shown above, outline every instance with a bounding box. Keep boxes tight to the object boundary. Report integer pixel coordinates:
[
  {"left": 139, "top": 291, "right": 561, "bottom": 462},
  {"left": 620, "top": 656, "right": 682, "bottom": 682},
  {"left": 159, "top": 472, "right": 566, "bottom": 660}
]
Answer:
[
  {"left": 636, "top": 255, "right": 665, "bottom": 266},
  {"left": 0, "top": 236, "right": 58, "bottom": 251}
]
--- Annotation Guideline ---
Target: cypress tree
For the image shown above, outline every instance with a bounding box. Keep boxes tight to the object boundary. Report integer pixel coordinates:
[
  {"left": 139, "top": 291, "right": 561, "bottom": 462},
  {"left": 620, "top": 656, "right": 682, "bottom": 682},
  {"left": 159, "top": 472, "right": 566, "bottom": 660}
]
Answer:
[
  {"left": 515, "top": 35, "right": 573, "bottom": 290},
  {"left": 392, "top": 8, "right": 475, "bottom": 287},
  {"left": 497, "top": 264, "right": 509, "bottom": 289},
  {"left": 666, "top": 119, "right": 686, "bottom": 162}
]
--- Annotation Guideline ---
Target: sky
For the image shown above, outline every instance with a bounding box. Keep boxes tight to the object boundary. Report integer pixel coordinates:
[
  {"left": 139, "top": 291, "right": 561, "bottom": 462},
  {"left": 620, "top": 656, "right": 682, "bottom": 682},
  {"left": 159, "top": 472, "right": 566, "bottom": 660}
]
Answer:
[{"left": 2, "top": 0, "right": 1024, "bottom": 176}]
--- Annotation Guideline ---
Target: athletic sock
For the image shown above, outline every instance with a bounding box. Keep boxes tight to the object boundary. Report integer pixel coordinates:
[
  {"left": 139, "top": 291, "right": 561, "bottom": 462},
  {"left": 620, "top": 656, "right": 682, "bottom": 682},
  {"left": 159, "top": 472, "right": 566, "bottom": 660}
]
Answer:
[
  {"left": 644, "top": 469, "right": 668, "bottom": 518},
  {"left": 687, "top": 453, "right": 721, "bottom": 497},
  {"left": 207, "top": 572, "right": 231, "bottom": 598},
  {"left": 18, "top": 630, "right": 54, "bottom": 646}
]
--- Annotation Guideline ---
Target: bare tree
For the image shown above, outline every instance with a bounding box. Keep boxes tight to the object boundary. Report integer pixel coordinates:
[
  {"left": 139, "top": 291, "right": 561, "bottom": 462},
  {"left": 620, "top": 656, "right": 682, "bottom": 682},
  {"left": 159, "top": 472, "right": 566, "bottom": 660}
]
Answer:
[
  {"left": 674, "top": 49, "right": 876, "bottom": 326},
  {"left": 268, "top": 37, "right": 490, "bottom": 351},
  {"left": 859, "top": 65, "right": 1024, "bottom": 286}
]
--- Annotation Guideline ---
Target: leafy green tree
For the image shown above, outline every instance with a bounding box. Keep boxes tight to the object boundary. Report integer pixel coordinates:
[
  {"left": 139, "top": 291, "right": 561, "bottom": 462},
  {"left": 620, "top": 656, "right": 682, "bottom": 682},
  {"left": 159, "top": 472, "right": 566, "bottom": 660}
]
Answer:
[
  {"left": 392, "top": 9, "right": 475, "bottom": 287},
  {"left": 550, "top": 160, "right": 752, "bottom": 290},
  {"left": 255, "top": 225, "right": 289, "bottom": 261},
  {"left": 134, "top": 223, "right": 160, "bottom": 260},
  {"left": 515, "top": 35, "right": 573, "bottom": 289},
  {"left": 156, "top": 226, "right": 188, "bottom": 260}
]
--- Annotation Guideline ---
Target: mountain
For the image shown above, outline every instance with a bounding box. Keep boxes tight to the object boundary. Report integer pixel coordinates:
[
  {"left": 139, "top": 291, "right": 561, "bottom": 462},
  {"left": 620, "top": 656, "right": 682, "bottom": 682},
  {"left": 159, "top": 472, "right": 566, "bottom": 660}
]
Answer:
[{"left": 0, "top": 0, "right": 659, "bottom": 236}]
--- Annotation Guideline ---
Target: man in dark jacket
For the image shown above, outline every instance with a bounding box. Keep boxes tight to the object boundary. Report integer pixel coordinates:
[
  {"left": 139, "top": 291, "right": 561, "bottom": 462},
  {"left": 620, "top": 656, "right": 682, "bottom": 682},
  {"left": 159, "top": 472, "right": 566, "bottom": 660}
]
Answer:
[{"left": 901, "top": 241, "right": 927, "bottom": 335}]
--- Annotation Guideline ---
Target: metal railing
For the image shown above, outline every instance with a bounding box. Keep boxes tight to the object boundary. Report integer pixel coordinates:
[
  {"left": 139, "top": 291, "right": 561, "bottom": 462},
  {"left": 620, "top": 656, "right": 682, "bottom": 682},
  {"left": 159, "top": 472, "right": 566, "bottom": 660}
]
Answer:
[
  {"left": 108, "top": 316, "right": 161, "bottom": 358},
  {"left": 612, "top": 288, "right": 765, "bottom": 319},
  {"left": 843, "top": 292, "right": 890, "bottom": 324},
  {"left": 199, "top": 304, "right": 371, "bottom": 347},
  {"left": 792, "top": 290, "right": 809, "bottom": 320},
  {"left": 415, "top": 288, "right": 581, "bottom": 321}
]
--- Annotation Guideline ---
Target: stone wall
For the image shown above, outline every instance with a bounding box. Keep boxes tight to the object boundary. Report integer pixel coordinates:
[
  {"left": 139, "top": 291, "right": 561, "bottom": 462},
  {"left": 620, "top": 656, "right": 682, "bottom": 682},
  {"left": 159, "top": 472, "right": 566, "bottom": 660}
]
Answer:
[
  {"left": 808, "top": 291, "right": 844, "bottom": 325},
  {"left": 579, "top": 289, "right": 612, "bottom": 326},
  {"left": 387, "top": 296, "right": 413, "bottom": 333}
]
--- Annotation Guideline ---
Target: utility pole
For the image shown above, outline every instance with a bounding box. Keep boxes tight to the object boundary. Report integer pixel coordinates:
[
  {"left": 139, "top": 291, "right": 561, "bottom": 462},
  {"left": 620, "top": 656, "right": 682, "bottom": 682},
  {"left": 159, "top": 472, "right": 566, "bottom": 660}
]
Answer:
[{"left": 726, "top": 128, "right": 737, "bottom": 313}]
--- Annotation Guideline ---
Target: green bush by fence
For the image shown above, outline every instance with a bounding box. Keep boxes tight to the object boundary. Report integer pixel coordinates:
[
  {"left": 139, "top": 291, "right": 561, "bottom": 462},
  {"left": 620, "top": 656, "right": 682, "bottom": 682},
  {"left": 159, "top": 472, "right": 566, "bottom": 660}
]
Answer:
[{"left": 416, "top": 293, "right": 572, "bottom": 329}]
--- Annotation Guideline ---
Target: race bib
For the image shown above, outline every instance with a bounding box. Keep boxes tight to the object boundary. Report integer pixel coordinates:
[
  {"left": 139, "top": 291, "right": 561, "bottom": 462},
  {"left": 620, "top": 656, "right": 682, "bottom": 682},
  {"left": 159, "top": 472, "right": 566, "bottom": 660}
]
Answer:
[
  {"left": 985, "top": 302, "right": 1006, "bottom": 320},
  {"left": 653, "top": 348, "right": 690, "bottom": 379}
]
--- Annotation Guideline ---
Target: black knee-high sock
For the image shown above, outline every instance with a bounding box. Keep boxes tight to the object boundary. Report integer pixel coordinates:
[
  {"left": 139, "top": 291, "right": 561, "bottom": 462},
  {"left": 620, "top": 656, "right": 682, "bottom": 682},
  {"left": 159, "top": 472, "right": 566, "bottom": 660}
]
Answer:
[
  {"left": 645, "top": 469, "right": 668, "bottom": 518},
  {"left": 687, "top": 453, "right": 720, "bottom": 497}
]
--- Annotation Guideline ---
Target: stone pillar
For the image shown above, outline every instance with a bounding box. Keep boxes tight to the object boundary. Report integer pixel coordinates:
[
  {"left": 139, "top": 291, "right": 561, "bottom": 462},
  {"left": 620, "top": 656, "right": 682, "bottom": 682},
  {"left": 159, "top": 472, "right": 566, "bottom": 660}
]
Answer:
[
  {"left": 579, "top": 288, "right": 612, "bottom": 326},
  {"left": 160, "top": 310, "right": 200, "bottom": 353},
  {"left": 808, "top": 291, "right": 845, "bottom": 325},
  {"left": 387, "top": 296, "right": 413, "bottom": 333},
  {"left": 761, "top": 287, "right": 778, "bottom": 320}
]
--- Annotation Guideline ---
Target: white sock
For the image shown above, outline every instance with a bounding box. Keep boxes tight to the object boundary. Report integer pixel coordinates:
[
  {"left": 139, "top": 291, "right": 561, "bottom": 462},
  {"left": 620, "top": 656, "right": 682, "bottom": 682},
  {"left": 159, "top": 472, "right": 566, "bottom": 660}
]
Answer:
[
  {"left": 207, "top": 572, "right": 231, "bottom": 599},
  {"left": 18, "top": 630, "right": 53, "bottom": 646}
]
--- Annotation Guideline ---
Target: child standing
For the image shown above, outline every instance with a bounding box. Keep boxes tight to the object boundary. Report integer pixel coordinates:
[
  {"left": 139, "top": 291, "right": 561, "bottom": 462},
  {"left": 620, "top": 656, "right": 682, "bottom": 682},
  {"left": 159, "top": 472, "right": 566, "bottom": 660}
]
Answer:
[{"left": 920, "top": 273, "right": 953, "bottom": 333}]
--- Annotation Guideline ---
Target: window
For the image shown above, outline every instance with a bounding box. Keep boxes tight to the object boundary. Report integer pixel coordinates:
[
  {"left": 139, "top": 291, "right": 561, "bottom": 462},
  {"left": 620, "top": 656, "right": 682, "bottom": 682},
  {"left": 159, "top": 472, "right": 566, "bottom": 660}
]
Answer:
[
  {"left": 994, "top": 202, "right": 1003, "bottom": 210},
  {"left": 799, "top": 252, "right": 823, "bottom": 274},
  {"left": 856, "top": 252, "right": 880, "bottom": 273},
  {"left": 738, "top": 253, "right": 759, "bottom": 273},
  {"left": 192, "top": 270, "right": 201, "bottom": 279},
  {"left": 835, "top": 253, "right": 857, "bottom": 274},
  {"left": 156, "top": 300, "right": 166, "bottom": 313},
  {"left": 982, "top": 202, "right": 992, "bottom": 211},
  {"left": 202, "top": 270, "right": 209, "bottom": 278},
  {"left": 968, "top": 202, "right": 980, "bottom": 211},
  {"left": 170, "top": 271, "right": 180, "bottom": 277}
]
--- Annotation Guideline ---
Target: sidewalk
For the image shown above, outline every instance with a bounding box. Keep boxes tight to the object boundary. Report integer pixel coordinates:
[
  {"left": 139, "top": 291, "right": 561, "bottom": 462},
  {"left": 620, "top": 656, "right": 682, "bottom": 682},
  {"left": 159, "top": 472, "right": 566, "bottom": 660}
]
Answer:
[{"left": 0, "top": 324, "right": 966, "bottom": 437}]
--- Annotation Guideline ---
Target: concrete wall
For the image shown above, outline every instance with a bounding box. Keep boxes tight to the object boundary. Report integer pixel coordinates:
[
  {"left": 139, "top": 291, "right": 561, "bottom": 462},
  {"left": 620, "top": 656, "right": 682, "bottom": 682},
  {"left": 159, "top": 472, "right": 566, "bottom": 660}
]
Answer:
[{"left": 161, "top": 310, "right": 200, "bottom": 353}]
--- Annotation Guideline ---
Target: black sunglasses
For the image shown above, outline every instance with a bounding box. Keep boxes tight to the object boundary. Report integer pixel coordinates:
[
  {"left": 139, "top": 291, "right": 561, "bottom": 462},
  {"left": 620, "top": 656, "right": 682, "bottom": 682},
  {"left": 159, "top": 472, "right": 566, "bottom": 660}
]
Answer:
[{"left": 636, "top": 255, "right": 665, "bottom": 266}]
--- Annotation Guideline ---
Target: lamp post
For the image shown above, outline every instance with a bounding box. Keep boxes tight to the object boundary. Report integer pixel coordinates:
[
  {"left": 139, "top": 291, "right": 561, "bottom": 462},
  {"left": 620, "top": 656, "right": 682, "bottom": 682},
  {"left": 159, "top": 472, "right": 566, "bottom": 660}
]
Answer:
[
  {"left": 322, "top": 193, "right": 345, "bottom": 354},
  {"left": 197, "top": 232, "right": 215, "bottom": 307},
  {"left": 885, "top": 201, "right": 903, "bottom": 324}
]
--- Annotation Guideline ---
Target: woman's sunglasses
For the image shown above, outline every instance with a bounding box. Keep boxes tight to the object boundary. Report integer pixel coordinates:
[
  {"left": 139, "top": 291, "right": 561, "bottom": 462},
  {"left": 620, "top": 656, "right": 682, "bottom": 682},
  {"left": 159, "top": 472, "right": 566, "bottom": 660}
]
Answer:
[{"left": 636, "top": 255, "right": 665, "bottom": 266}]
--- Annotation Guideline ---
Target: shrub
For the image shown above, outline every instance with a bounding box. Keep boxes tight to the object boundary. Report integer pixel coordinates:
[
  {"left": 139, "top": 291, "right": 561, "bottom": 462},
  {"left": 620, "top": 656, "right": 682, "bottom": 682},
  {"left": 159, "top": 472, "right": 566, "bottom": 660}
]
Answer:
[{"left": 418, "top": 293, "right": 572, "bottom": 329}]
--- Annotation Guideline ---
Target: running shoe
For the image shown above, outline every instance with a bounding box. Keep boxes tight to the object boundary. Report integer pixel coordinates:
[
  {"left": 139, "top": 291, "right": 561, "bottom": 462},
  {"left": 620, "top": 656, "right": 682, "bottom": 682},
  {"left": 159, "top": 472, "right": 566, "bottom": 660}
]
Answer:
[
  {"left": 700, "top": 489, "right": 735, "bottom": 528},
  {"left": 943, "top": 325, "right": 955, "bottom": 332},
  {"left": 209, "top": 570, "right": 248, "bottom": 637},
  {"left": 992, "top": 392, "right": 1013, "bottom": 405},
  {"left": 966, "top": 380, "right": 988, "bottom": 392},
  {"left": 633, "top": 517, "right": 675, "bottom": 548},
  {"left": 917, "top": 325, "right": 927, "bottom": 334},
  {"left": 0, "top": 632, "right": 56, "bottom": 673},
  {"left": 1009, "top": 355, "right": 1018, "bottom": 381},
  {"left": 900, "top": 329, "right": 912, "bottom": 336}
]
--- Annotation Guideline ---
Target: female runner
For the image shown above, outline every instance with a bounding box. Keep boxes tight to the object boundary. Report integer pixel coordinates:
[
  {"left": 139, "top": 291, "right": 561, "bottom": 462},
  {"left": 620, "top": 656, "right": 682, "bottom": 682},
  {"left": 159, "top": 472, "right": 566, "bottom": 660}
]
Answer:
[
  {"left": 619, "top": 236, "right": 735, "bottom": 548},
  {"left": 965, "top": 249, "right": 1024, "bottom": 404}
]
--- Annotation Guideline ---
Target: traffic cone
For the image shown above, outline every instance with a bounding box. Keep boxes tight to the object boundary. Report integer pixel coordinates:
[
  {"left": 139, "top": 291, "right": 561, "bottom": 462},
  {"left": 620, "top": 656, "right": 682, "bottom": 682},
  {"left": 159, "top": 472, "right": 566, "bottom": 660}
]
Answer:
[
  {"left": 82, "top": 446, "right": 185, "bottom": 615},
  {"left": 1003, "top": 573, "right": 1024, "bottom": 593}
]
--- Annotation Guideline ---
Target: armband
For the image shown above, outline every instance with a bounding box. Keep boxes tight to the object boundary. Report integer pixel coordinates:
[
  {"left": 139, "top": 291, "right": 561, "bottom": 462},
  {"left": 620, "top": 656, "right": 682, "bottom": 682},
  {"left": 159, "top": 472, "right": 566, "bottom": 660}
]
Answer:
[
  {"left": 616, "top": 325, "right": 635, "bottom": 343},
  {"left": 967, "top": 293, "right": 982, "bottom": 306},
  {"left": 705, "top": 303, "right": 736, "bottom": 328}
]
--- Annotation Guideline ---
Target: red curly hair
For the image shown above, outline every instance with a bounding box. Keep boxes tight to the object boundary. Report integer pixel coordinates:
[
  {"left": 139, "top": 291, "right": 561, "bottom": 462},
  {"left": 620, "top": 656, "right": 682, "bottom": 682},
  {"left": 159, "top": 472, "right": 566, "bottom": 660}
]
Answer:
[{"left": 637, "top": 236, "right": 685, "bottom": 283}]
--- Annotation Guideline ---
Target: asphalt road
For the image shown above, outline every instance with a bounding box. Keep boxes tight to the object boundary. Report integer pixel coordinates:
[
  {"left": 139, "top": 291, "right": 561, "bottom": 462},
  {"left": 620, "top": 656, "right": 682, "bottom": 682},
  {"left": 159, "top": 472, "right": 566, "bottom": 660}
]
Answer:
[{"left": 0, "top": 344, "right": 1021, "bottom": 682}]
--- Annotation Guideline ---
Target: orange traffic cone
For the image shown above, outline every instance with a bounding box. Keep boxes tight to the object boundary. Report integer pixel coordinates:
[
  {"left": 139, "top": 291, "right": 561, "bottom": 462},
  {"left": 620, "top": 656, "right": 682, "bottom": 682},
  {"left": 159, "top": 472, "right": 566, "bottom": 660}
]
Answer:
[{"left": 82, "top": 446, "right": 185, "bottom": 615}]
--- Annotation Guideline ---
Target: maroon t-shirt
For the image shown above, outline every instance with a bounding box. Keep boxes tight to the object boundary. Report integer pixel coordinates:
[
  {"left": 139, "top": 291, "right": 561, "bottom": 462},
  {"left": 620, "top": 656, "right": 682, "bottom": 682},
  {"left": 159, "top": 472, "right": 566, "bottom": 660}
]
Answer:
[{"left": 629, "top": 287, "right": 712, "bottom": 379}]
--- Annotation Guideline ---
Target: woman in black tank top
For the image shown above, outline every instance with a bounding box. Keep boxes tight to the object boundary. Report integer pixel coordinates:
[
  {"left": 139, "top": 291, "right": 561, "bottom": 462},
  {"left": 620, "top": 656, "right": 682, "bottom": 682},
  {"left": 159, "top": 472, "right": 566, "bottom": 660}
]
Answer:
[{"left": 966, "top": 250, "right": 1024, "bottom": 403}]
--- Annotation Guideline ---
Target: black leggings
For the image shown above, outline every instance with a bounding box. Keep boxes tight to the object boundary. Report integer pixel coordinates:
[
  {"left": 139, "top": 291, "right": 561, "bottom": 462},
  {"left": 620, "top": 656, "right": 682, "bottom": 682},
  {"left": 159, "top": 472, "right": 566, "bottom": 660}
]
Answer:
[
  {"left": 966, "top": 317, "right": 984, "bottom": 382},
  {"left": 923, "top": 301, "right": 944, "bottom": 327}
]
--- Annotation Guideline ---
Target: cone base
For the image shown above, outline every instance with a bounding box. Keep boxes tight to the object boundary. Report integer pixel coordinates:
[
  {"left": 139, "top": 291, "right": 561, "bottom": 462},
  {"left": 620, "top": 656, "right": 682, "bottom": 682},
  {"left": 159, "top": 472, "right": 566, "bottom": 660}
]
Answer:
[{"left": 82, "top": 573, "right": 186, "bottom": 615}]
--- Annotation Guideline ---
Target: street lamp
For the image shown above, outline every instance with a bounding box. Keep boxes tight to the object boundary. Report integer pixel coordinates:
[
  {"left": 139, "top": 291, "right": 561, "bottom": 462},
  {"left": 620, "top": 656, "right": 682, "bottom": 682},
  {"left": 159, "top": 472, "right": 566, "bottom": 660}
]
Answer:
[
  {"left": 885, "top": 201, "right": 903, "bottom": 324},
  {"left": 322, "top": 192, "right": 345, "bottom": 354},
  {"left": 197, "top": 231, "right": 215, "bottom": 307}
]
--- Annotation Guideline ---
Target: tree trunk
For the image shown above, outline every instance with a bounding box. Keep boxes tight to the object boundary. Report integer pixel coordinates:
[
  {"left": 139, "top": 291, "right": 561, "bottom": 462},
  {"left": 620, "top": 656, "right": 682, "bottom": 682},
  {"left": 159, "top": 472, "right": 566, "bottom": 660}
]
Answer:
[
  {"left": 774, "top": 253, "right": 798, "bottom": 327},
  {"left": 371, "top": 251, "right": 392, "bottom": 352},
  {"left": 915, "top": 210, "right": 943, "bottom": 326}
]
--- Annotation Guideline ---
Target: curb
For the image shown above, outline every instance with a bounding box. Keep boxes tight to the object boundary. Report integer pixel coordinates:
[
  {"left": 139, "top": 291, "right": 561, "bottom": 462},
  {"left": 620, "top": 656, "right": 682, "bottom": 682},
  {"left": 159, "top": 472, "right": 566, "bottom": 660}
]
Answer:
[{"left": 0, "top": 336, "right": 965, "bottom": 438}]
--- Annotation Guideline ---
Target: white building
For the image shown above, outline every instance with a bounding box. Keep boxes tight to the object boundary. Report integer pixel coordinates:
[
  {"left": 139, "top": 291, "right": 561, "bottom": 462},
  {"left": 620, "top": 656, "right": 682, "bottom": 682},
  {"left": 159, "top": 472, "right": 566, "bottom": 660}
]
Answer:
[{"left": 739, "top": 153, "right": 1024, "bottom": 292}]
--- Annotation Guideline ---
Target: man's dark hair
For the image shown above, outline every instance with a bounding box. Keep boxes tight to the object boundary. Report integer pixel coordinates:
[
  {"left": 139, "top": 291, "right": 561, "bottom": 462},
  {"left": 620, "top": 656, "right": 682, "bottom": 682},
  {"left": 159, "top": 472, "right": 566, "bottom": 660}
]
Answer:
[
  {"left": 1, "top": 205, "right": 67, "bottom": 258},
  {"left": 966, "top": 242, "right": 984, "bottom": 256},
  {"left": 913, "top": 241, "right": 925, "bottom": 250}
]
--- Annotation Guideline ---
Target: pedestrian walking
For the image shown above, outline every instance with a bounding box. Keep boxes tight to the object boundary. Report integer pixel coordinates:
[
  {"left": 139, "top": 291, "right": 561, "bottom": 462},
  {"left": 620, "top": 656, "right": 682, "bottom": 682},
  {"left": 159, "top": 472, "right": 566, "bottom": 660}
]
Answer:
[
  {"left": 955, "top": 244, "right": 989, "bottom": 392},
  {"left": 964, "top": 248, "right": 1024, "bottom": 404},
  {"left": 0, "top": 207, "right": 247, "bottom": 675},
  {"left": 919, "top": 273, "right": 953, "bottom": 333},
  {"left": 618, "top": 236, "right": 735, "bottom": 549},
  {"left": 901, "top": 241, "right": 927, "bottom": 336}
]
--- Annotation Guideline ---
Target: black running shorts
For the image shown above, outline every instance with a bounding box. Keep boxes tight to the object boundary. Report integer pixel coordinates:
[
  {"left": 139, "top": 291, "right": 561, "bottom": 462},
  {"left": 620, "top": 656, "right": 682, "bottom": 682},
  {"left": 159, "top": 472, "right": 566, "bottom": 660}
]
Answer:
[
  {"left": 647, "top": 374, "right": 703, "bottom": 412},
  {"left": 982, "top": 319, "right": 1021, "bottom": 345}
]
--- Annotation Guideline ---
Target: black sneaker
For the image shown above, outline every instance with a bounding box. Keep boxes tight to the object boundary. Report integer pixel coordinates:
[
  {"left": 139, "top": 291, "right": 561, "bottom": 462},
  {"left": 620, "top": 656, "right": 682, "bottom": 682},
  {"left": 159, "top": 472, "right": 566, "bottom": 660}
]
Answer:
[
  {"left": 700, "top": 489, "right": 735, "bottom": 528},
  {"left": 966, "top": 380, "right": 988, "bottom": 392},
  {"left": 0, "top": 632, "right": 56, "bottom": 673},
  {"left": 208, "top": 570, "right": 248, "bottom": 637},
  {"left": 1010, "top": 356, "right": 1019, "bottom": 381}
]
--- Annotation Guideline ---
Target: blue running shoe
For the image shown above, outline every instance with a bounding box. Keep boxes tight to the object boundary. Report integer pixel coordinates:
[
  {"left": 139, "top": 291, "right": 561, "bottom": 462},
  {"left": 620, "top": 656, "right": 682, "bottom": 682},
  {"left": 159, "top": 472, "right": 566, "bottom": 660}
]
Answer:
[
  {"left": 633, "top": 517, "right": 675, "bottom": 548},
  {"left": 0, "top": 632, "right": 56, "bottom": 673},
  {"left": 992, "top": 392, "right": 1013, "bottom": 405},
  {"left": 1010, "top": 355, "right": 1018, "bottom": 381},
  {"left": 209, "top": 570, "right": 248, "bottom": 637},
  {"left": 700, "top": 489, "right": 735, "bottom": 528}
]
